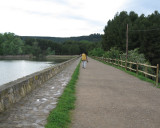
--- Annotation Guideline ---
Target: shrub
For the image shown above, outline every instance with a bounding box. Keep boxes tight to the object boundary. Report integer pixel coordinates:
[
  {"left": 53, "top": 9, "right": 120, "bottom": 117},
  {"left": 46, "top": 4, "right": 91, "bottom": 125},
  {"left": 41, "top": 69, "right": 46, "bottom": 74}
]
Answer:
[
  {"left": 121, "top": 48, "right": 154, "bottom": 76},
  {"left": 103, "top": 47, "right": 122, "bottom": 59},
  {"left": 88, "top": 48, "right": 104, "bottom": 57}
]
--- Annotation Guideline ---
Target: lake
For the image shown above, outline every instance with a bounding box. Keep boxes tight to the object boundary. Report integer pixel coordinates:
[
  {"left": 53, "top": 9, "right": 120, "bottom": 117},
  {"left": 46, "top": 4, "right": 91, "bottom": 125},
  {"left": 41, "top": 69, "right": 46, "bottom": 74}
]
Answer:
[{"left": 0, "top": 59, "right": 63, "bottom": 86}]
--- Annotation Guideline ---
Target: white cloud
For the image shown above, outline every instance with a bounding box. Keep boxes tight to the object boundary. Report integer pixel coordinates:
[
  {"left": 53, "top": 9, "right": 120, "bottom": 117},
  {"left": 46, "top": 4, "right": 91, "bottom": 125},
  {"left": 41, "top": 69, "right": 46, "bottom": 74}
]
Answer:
[{"left": 1, "top": 0, "right": 158, "bottom": 37}]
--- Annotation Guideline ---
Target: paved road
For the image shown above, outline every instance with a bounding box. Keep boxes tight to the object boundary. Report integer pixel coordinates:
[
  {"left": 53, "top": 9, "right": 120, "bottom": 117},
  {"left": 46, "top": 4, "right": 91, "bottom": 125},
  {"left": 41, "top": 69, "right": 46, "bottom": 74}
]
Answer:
[
  {"left": 0, "top": 59, "right": 80, "bottom": 128},
  {"left": 71, "top": 57, "right": 160, "bottom": 128}
]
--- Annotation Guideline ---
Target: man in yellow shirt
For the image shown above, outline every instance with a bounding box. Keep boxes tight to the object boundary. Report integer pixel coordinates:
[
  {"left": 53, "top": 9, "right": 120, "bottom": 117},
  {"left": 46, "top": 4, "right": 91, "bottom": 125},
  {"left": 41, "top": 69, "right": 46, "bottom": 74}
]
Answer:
[{"left": 81, "top": 53, "right": 88, "bottom": 69}]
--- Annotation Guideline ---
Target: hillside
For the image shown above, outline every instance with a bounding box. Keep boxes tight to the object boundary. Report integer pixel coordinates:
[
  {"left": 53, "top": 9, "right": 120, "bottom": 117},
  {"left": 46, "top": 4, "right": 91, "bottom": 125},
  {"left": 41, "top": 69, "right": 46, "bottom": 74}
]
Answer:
[{"left": 20, "top": 33, "right": 102, "bottom": 43}]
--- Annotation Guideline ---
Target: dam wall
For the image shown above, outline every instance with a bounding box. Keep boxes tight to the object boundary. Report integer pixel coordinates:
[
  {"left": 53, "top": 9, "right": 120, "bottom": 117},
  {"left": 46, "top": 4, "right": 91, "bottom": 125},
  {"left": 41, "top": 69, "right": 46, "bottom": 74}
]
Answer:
[{"left": 0, "top": 56, "right": 79, "bottom": 112}]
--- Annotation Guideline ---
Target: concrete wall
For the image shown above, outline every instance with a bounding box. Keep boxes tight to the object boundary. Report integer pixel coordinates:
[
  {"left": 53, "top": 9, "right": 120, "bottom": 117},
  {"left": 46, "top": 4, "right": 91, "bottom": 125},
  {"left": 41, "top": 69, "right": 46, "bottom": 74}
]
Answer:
[{"left": 0, "top": 57, "right": 79, "bottom": 113}]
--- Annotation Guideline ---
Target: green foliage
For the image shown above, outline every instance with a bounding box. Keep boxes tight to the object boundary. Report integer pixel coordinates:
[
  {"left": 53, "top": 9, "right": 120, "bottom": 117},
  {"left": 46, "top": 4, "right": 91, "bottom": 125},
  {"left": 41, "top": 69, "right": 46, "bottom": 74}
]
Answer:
[
  {"left": 102, "top": 10, "right": 160, "bottom": 66},
  {"left": 46, "top": 47, "right": 55, "bottom": 55},
  {"left": 121, "top": 48, "right": 154, "bottom": 74},
  {"left": 103, "top": 47, "right": 122, "bottom": 59},
  {"left": 0, "top": 33, "right": 100, "bottom": 58},
  {"left": 21, "top": 33, "right": 102, "bottom": 43},
  {"left": 45, "top": 61, "right": 80, "bottom": 128},
  {"left": 88, "top": 48, "right": 104, "bottom": 57},
  {"left": 0, "top": 32, "right": 25, "bottom": 55},
  {"left": 101, "top": 47, "right": 155, "bottom": 79},
  {"left": 121, "top": 48, "right": 146, "bottom": 63},
  {"left": 61, "top": 40, "right": 99, "bottom": 55}
]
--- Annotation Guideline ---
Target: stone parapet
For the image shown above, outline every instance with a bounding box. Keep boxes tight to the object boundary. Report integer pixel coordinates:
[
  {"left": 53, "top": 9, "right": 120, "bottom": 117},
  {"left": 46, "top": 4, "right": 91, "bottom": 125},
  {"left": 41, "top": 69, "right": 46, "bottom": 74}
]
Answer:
[{"left": 0, "top": 56, "right": 79, "bottom": 113}]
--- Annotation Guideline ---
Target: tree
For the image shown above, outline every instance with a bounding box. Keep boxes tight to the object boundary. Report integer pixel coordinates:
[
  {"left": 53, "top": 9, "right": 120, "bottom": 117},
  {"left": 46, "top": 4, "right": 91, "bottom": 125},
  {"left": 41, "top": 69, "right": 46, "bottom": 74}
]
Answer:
[{"left": 102, "top": 10, "right": 160, "bottom": 66}]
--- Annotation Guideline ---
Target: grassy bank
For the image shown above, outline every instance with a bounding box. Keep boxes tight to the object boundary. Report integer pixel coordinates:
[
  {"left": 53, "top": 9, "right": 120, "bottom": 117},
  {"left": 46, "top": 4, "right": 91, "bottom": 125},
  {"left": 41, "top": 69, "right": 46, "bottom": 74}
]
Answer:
[
  {"left": 93, "top": 57, "right": 160, "bottom": 87},
  {"left": 45, "top": 61, "right": 80, "bottom": 128}
]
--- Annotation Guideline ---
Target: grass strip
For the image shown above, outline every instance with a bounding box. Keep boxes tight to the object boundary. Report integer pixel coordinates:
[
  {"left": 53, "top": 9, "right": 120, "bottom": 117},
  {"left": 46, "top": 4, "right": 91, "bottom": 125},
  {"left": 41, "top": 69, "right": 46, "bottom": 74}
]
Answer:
[
  {"left": 45, "top": 61, "right": 80, "bottom": 128},
  {"left": 93, "top": 57, "right": 160, "bottom": 87}
]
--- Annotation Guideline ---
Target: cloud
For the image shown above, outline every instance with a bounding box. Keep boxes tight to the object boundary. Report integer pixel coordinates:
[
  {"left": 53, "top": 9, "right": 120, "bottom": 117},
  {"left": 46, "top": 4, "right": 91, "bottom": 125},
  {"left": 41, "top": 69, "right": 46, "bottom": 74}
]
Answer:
[{"left": 0, "top": 0, "right": 159, "bottom": 37}]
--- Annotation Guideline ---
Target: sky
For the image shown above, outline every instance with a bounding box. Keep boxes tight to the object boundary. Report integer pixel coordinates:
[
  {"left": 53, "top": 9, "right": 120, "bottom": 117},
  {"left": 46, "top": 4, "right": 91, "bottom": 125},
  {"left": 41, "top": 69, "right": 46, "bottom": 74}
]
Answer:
[{"left": 0, "top": 0, "right": 160, "bottom": 37}]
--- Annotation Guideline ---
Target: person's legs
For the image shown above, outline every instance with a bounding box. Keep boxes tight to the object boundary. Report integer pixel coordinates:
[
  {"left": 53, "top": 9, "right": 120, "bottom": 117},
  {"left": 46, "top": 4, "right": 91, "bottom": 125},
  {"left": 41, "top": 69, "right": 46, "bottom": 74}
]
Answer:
[
  {"left": 83, "top": 61, "right": 87, "bottom": 68},
  {"left": 82, "top": 61, "right": 84, "bottom": 68},
  {"left": 82, "top": 61, "right": 86, "bottom": 68},
  {"left": 84, "top": 61, "right": 87, "bottom": 68}
]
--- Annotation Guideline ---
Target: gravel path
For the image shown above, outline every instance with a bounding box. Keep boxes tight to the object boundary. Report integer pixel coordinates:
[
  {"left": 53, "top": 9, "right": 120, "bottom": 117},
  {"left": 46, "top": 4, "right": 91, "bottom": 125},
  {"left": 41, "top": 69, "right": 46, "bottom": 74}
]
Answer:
[
  {"left": 71, "top": 57, "right": 160, "bottom": 128},
  {"left": 0, "top": 59, "right": 80, "bottom": 128}
]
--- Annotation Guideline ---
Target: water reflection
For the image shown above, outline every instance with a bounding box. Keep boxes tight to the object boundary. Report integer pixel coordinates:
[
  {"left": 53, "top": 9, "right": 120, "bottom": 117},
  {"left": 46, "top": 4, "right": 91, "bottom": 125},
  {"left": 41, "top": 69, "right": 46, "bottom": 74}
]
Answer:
[{"left": 0, "top": 60, "right": 62, "bottom": 86}]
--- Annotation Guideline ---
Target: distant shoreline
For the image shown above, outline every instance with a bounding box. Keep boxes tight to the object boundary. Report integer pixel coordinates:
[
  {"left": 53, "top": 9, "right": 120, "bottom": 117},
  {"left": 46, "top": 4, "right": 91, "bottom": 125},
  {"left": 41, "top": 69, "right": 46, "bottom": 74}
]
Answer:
[
  {"left": 46, "top": 55, "right": 78, "bottom": 60},
  {"left": 0, "top": 55, "right": 79, "bottom": 60},
  {"left": 0, "top": 55, "right": 32, "bottom": 60}
]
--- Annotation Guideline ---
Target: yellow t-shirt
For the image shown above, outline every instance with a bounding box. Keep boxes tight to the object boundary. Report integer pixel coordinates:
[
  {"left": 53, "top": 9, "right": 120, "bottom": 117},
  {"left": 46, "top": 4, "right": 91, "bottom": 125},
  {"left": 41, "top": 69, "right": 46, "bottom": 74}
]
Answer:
[{"left": 82, "top": 53, "right": 87, "bottom": 60}]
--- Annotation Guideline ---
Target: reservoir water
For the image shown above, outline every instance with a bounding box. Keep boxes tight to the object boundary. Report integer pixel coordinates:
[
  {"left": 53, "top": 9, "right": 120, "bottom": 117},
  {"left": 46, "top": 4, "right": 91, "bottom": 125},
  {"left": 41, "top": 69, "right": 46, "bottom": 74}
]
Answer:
[{"left": 0, "top": 60, "right": 60, "bottom": 86}]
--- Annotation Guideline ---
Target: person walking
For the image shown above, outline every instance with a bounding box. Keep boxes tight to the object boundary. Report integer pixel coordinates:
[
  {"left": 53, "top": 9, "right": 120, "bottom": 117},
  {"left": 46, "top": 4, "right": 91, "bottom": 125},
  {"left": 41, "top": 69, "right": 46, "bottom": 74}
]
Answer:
[{"left": 81, "top": 53, "right": 88, "bottom": 69}]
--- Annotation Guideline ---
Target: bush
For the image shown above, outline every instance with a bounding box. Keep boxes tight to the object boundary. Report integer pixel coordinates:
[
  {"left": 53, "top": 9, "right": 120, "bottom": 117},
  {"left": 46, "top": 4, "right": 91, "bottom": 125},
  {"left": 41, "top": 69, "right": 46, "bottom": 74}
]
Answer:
[
  {"left": 88, "top": 48, "right": 104, "bottom": 57},
  {"left": 121, "top": 48, "right": 146, "bottom": 63},
  {"left": 103, "top": 47, "right": 122, "bottom": 59},
  {"left": 121, "top": 48, "right": 154, "bottom": 76}
]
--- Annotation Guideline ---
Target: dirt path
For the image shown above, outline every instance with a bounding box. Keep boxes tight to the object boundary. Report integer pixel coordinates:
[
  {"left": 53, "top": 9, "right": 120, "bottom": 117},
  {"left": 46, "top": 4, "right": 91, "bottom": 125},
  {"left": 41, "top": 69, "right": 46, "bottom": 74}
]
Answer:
[
  {"left": 0, "top": 59, "right": 80, "bottom": 128},
  {"left": 71, "top": 57, "right": 160, "bottom": 128}
]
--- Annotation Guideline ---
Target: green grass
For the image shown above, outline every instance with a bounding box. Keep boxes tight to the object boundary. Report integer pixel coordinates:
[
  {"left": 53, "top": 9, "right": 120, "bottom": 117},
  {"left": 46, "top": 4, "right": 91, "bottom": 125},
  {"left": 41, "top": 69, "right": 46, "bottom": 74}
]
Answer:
[
  {"left": 93, "top": 57, "right": 160, "bottom": 87},
  {"left": 45, "top": 62, "right": 80, "bottom": 128}
]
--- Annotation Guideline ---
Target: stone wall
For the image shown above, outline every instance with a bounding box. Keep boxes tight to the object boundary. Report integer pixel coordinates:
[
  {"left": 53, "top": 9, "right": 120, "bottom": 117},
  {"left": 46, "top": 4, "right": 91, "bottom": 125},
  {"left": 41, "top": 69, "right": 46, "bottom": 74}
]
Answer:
[{"left": 0, "top": 57, "right": 79, "bottom": 113}]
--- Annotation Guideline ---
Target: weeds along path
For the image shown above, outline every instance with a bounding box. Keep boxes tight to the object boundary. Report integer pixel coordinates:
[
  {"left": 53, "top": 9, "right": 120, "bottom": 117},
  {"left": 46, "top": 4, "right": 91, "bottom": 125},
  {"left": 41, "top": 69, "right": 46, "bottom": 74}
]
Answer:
[
  {"left": 0, "top": 58, "right": 80, "bottom": 128},
  {"left": 71, "top": 57, "right": 160, "bottom": 128}
]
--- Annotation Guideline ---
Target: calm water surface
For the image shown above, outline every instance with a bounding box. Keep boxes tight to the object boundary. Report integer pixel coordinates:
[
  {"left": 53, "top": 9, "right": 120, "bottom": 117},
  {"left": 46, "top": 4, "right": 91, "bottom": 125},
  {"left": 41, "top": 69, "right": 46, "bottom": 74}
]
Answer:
[{"left": 0, "top": 60, "right": 57, "bottom": 86}]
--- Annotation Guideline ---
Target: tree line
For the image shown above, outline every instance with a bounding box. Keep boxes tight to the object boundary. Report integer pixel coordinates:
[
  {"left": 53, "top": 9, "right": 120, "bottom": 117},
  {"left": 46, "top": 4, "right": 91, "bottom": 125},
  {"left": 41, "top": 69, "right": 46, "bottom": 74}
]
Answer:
[
  {"left": 0, "top": 33, "right": 101, "bottom": 58},
  {"left": 21, "top": 33, "right": 102, "bottom": 43},
  {"left": 102, "top": 10, "right": 160, "bottom": 66}
]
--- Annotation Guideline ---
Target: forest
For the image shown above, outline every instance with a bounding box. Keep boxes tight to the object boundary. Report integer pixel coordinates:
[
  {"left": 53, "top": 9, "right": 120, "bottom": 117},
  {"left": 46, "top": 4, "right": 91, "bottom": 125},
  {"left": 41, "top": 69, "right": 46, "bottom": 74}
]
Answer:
[
  {"left": 102, "top": 10, "right": 160, "bottom": 66},
  {"left": 0, "top": 33, "right": 101, "bottom": 57},
  {"left": 20, "top": 33, "right": 102, "bottom": 43}
]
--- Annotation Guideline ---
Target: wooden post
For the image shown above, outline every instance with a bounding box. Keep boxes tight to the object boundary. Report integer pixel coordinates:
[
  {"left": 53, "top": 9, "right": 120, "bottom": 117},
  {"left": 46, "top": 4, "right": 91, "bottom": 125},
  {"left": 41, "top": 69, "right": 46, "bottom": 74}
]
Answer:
[
  {"left": 145, "top": 66, "right": 147, "bottom": 78},
  {"left": 156, "top": 64, "right": 159, "bottom": 86},
  {"left": 120, "top": 56, "right": 122, "bottom": 66},
  {"left": 129, "top": 63, "right": 131, "bottom": 71},
  {"left": 125, "top": 24, "right": 128, "bottom": 70},
  {"left": 136, "top": 63, "right": 139, "bottom": 75},
  {"left": 118, "top": 59, "right": 119, "bottom": 66}
]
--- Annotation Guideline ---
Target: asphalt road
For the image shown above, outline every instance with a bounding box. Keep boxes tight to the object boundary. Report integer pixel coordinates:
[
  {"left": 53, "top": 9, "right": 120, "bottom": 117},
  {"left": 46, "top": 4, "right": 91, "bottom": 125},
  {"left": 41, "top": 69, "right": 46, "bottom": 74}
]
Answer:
[{"left": 71, "top": 57, "right": 160, "bottom": 128}]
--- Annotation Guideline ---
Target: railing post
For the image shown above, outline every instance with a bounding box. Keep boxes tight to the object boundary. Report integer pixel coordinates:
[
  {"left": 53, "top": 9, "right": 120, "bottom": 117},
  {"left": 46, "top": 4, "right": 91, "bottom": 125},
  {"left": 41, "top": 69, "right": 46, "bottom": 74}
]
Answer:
[
  {"left": 145, "top": 66, "right": 147, "bottom": 78},
  {"left": 125, "top": 61, "right": 127, "bottom": 70},
  {"left": 120, "top": 56, "right": 122, "bottom": 66},
  {"left": 136, "top": 63, "right": 139, "bottom": 75},
  {"left": 156, "top": 64, "right": 159, "bottom": 86},
  {"left": 129, "top": 63, "right": 131, "bottom": 71},
  {"left": 118, "top": 59, "right": 119, "bottom": 66},
  {"left": 121, "top": 59, "right": 122, "bottom": 66}
]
